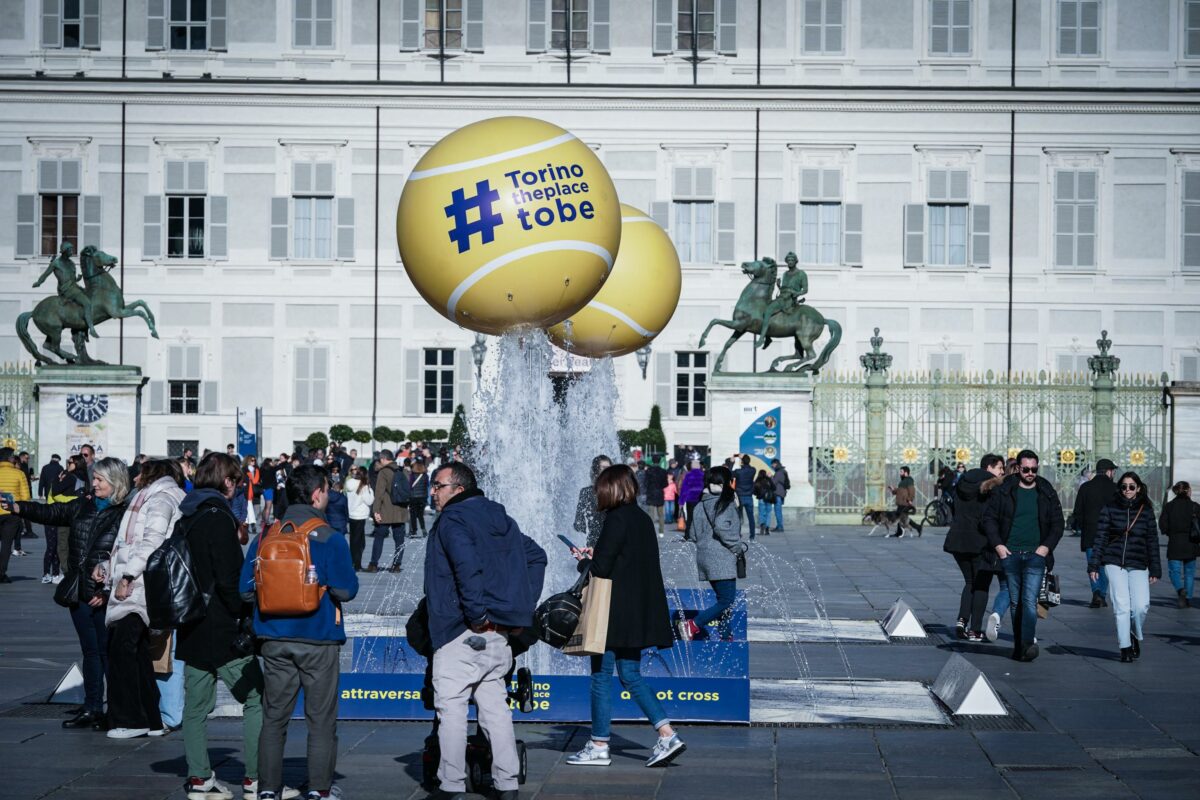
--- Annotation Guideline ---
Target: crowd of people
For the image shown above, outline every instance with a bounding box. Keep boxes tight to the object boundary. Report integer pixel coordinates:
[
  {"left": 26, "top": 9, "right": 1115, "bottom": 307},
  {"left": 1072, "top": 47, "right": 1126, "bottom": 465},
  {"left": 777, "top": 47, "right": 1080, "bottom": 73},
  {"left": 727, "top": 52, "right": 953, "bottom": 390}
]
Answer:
[{"left": 941, "top": 450, "right": 1197, "bottom": 663}]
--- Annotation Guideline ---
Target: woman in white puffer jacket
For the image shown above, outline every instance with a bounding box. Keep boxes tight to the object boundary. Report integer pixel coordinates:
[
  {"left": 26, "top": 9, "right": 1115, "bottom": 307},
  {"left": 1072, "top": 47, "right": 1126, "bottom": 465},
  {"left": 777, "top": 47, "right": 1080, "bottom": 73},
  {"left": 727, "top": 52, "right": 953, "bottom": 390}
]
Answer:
[{"left": 98, "top": 459, "right": 186, "bottom": 738}]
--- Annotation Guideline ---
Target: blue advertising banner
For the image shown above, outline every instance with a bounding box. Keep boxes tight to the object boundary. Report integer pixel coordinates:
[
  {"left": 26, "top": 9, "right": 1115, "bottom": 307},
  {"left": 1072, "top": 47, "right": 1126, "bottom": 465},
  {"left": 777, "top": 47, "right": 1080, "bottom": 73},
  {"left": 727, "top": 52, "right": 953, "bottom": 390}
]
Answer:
[
  {"left": 236, "top": 407, "right": 257, "bottom": 458},
  {"left": 738, "top": 404, "right": 781, "bottom": 475}
]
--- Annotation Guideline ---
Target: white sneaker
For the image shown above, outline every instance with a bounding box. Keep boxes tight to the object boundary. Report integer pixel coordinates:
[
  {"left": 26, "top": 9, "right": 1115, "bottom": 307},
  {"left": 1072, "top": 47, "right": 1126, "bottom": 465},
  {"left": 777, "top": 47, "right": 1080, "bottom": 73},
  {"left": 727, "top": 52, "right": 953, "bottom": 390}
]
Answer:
[
  {"left": 106, "top": 727, "right": 150, "bottom": 739},
  {"left": 567, "top": 739, "right": 612, "bottom": 766},
  {"left": 984, "top": 612, "right": 1000, "bottom": 642},
  {"left": 243, "top": 779, "right": 300, "bottom": 800},
  {"left": 148, "top": 727, "right": 168, "bottom": 736},
  {"left": 41, "top": 574, "right": 52, "bottom": 584},
  {"left": 646, "top": 733, "right": 686, "bottom": 767},
  {"left": 187, "top": 773, "right": 234, "bottom": 800},
  {"left": 51, "top": 574, "right": 64, "bottom": 584}
]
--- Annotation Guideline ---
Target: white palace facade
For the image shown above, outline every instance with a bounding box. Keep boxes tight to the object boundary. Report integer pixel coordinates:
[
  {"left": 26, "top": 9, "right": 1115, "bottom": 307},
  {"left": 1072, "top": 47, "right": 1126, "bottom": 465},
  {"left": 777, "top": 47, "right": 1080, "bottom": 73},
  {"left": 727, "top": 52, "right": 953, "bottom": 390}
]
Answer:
[{"left": 1, "top": 0, "right": 1199, "bottom": 457}]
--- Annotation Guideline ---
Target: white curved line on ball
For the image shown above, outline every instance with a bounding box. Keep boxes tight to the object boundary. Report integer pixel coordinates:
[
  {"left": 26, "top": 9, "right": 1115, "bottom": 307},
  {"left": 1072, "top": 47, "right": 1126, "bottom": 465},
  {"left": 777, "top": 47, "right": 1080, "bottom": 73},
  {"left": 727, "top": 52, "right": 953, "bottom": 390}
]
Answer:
[
  {"left": 587, "top": 300, "right": 658, "bottom": 339},
  {"left": 620, "top": 215, "right": 656, "bottom": 224},
  {"left": 408, "top": 132, "right": 578, "bottom": 180},
  {"left": 446, "top": 240, "right": 614, "bottom": 319}
]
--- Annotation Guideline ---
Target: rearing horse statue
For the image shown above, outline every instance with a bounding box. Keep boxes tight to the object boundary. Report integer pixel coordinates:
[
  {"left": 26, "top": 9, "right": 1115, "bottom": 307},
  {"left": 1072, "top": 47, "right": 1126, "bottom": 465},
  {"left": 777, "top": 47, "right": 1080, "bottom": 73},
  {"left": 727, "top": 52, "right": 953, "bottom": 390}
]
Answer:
[
  {"left": 699, "top": 258, "right": 842, "bottom": 374},
  {"left": 16, "top": 245, "right": 159, "bottom": 365}
]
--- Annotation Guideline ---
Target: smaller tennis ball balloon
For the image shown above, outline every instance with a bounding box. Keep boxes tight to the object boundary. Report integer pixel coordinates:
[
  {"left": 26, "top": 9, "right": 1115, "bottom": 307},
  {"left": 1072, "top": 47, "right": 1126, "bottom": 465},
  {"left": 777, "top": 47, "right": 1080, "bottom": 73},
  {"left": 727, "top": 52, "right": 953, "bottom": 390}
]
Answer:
[
  {"left": 546, "top": 204, "right": 681, "bottom": 358},
  {"left": 396, "top": 117, "right": 621, "bottom": 335}
]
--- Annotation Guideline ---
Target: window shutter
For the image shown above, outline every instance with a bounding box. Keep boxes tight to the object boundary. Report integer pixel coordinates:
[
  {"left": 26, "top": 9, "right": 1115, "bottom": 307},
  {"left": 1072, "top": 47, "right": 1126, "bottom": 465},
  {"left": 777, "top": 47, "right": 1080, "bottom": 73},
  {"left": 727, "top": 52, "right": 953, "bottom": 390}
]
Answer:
[
  {"left": 400, "top": 0, "right": 421, "bottom": 50},
  {"left": 970, "top": 204, "right": 990, "bottom": 267},
  {"left": 777, "top": 203, "right": 797, "bottom": 258},
  {"left": 930, "top": 0, "right": 950, "bottom": 54},
  {"left": 294, "top": 347, "right": 311, "bottom": 413},
  {"left": 38, "top": 160, "right": 59, "bottom": 192},
  {"left": 41, "top": 0, "right": 62, "bottom": 48},
  {"left": 716, "top": 202, "right": 735, "bottom": 262},
  {"left": 802, "top": 0, "right": 822, "bottom": 52},
  {"left": 948, "top": 353, "right": 965, "bottom": 373},
  {"left": 146, "top": 0, "right": 165, "bottom": 49},
  {"left": 165, "top": 160, "right": 186, "bottom": 194},
  {"left": 948, "top": 169, "right": 969, "bottom": 202},
  {"left": 590, "top": 0, "right": 610, "bottom": 52},
  {"left": 456, "top": 349, "right": 473, "bottom": 414},
  {"left": 465, "top": 0, "right": 484, "bottom": 51},
  {"left": 82, "top": 0, "right": 101, "bottom": 48},
  {"left": 294, "top": 162, "right": 313, "bottom": 194},
  {"left": 312, "top": 348, "right": 328, "bottom": 414},
  {"left": 654, "top": 351, "right": 672, "bottom": 419},
  {"left": 650, "top": 201, "right": 670, "bottom": 232},
  {"left": 826, "top": 0, "right": 844, "bottom": 52},
  {"left": 209, "top": 0, "right": 227, "bottom": 50},
  {"left": 60, "top": 159, "right": 81, "bottom": 193},
  {"left": 928, "top": 168, "right": 948, "bottom": 201},
  {"left": 82, "top": 195, "right": 102, "bottom": 250},
  {"left": 653, "top": 0, "right": 673, "bottom": 54},
  {"left": 336, "top": 197, "right": 355, "bottom": 260},
  {"left": 800, "top": 168, "right": 820, "bottom": 201},
  {"left": 149, "top": 380, "right": 165, "bottom": 414},
  {"left": 1080, "top": 1, "right": 1099, "bottom": 55},
  {"left": 822, "top": 169, "right": 841, "bottom": 201},
  {"left": 295, "top": 0, "right": 311, "bottom": 48},
  {"left": 270, "top": 197, "right": 290, "bottom": 259},
  {"left": 526, "top": 0, "right": 548, "bottom": 51},
  {"left": 842, "top": 203, "right": 863, "bottom": 266},
  {"left": 1184, "top": 173, "right": 1200, "bottom": 269},
  {"left": 143, "top": 195, "right": 163, "bottom": 258},
  {"left": 202, "top": 381, "right": 219, "bottom": 414},
  {"left": 168, "top": 346, "right": 183, "bottom": 378},
  {"left": 185, "top": 345, "right": 202, "bottom": 379},
  {"left": 903, "top": 204, "right": 925, "bottom": 267},
  {"left": 1180, "top": 355, "right": 1200, "bottom": 382},
  {"left": 674, "top": 166, "right": 694, "bottom": 198},
  {"left": 717, "top": 0, "right": 737, "bottom": 54},
  {"left": 16, "top": 195, "right": 36, "bottom": 258},
  {"left": 403, "top": 349, "right": 421, "bottom": 415},
  {"left": 209, "top": 195, "right": 228, "bottom": 259},
  {"left": 695, "top": 167, "right": 714, "bottom": 198},
  {"left": 315, "top": 0, "right": 333, "bottom": 46},
  {"left": 314, "top": 162, "right": 334, "bottom": 195},
  {"left": 187, "top": 160, "right": 207, "bottom": 194}
]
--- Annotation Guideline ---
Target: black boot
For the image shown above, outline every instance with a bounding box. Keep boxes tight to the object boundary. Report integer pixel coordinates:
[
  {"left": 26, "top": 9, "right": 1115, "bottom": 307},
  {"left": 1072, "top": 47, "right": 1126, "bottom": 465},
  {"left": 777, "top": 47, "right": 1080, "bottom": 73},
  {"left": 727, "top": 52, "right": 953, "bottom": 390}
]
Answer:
[
  {"left": 1089, "top": 591, "right": 1105, "bottom": 609},
  {"left": 1119, "top": 647, "right": 1134, "bottom": 663},
  {"left": 62, "top": 710, "right": 100, "bottom": 730},
  {"left": 1179, "top": 589, "right": 1190, "bottom": 609},
  {"left": 1131, "top": 636, "right": 1141, "bottom": 659}
]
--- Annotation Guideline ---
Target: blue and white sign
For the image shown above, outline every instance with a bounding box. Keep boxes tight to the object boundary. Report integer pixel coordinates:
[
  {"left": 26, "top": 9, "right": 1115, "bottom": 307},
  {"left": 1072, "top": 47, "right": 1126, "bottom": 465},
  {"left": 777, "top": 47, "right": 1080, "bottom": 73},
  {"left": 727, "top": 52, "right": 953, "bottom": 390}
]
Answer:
[
  {"left": 739, "top": 404, "right": 781, "bottom": 475},
  {"left": 236, "top": 407, "right": 257, "bottom": 458}
]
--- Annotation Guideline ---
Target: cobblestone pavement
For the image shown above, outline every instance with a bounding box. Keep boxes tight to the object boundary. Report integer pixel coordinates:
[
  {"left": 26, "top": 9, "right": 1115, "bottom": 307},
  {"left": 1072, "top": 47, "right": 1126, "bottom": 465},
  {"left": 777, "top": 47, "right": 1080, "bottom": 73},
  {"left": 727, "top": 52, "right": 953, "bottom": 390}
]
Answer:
[{"left": 2, "top": 523, "right": 1198, "bottom": 799}]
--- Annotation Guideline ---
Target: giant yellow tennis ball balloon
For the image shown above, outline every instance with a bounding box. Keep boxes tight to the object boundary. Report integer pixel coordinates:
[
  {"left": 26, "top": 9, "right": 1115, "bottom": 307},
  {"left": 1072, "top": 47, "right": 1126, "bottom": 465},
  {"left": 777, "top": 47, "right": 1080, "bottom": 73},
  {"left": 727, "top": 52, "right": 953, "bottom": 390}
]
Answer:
[
  {"left": 397, "top": 117, "right": 621, "bottom": 335},
  {"left": 545, "top": 204, "right": 681, "bottom": 358}
]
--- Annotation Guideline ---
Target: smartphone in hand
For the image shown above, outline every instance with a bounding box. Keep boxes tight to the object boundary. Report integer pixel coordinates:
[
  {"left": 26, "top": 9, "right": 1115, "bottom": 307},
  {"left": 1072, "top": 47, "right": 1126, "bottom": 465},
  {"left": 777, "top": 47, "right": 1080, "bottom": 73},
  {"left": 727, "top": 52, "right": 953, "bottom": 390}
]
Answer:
[
  {"left": 556, "top": 534, "right": 579, "bottom": 553},
  {"left": 0, "top": 492, "right": 14, "bottom": 512}
]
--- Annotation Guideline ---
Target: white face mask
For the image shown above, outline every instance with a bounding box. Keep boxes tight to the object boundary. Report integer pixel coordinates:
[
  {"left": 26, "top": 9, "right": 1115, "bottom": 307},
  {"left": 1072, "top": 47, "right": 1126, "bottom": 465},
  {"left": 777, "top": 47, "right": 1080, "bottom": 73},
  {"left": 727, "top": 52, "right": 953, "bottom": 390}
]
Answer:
[{"left": 708, "top": 483, "right": 723, "bottom": 494}]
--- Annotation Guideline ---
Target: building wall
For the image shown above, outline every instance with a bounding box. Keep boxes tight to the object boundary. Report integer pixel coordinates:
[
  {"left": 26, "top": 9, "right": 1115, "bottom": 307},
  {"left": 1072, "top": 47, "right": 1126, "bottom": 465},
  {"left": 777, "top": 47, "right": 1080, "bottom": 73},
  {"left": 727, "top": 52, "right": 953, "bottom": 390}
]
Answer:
[{"left": 1, "top": 0, "right": 1198, "bottom": 457}]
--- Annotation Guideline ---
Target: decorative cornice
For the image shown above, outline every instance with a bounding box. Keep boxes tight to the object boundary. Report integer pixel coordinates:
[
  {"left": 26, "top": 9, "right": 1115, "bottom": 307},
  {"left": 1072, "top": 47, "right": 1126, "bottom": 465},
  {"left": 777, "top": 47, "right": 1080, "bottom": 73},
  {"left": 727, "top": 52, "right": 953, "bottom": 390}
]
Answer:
[
  {"left": 914, "top": 143, "right": 983, "bottom": 152},
  {"left": 26, "top": 135, "right": 92, "bottom": 145},
  {"left": 660, "top": 142, "right": 729, "bottom": 151},
  {"left": 153, "top": 136, "right": 220, "bottom": 145},
  {"left": 277, "top": 138, "right": 348, "bottom": 147},
  {"left": 1042, "top": 146, "right": 1110, "bottom": 156},
  {"left": 787, "top": 142, "right": 856, "bottom": 151}
]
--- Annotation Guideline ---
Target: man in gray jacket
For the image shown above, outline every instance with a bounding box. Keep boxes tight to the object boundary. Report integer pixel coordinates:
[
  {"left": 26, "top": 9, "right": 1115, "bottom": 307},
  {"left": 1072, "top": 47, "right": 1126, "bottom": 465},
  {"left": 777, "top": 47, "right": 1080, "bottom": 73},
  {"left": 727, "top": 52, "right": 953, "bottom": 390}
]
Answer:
[{"left": 769, "top": 459, "right": 789, "bottom": 533}]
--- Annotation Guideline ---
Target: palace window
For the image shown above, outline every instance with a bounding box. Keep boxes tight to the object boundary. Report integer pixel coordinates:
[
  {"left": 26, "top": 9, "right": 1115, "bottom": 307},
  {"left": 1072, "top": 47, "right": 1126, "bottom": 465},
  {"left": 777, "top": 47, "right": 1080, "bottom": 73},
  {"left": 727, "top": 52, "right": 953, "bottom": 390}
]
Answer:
[
  {"left": 294, "top": 345, "right": 330, "bottom": 415},
  {"left": 652, "top": 0, "right": 735, "bottom": 55},
  {"left": 802, "top": 0, "right": 844, "bottom": 55},
  {"left": 675, "top": 351, "right": 708, "bottom": 417},
  {"left": 41, "top": 0, "right": 101, "bottom": 49},
  {"left": 929, "top": 0, "right": 971, "bottom": 57},
  {"left": 1187, "top": 1, "right": 1200, "bottom": 58},
  {"left": 16, "top": 159, "right": 99, "bottom": 261},
  {"left": 401, "top": 0, "right": 483, "bottom": 52},
  {"left": 1053, "top": 169, "right": 1098, "bottom": 269},
  {"left": 423, "top": 348, "right": 456, "bottom": 414},
  {"left": 903, "top": 168, "right": 989, "bottom": 269},
  {"left": 294, "top": 0, "right": 334, "bottom": 48},
  {"left": 167, "top": 345, "right": 203, "bottom": 415},
  {"left": 1057, "top": 0, "right": 1100, "bottom": 57},
  {"left": 1183, "top": 171, "right": 1200, "bottom": 271}
]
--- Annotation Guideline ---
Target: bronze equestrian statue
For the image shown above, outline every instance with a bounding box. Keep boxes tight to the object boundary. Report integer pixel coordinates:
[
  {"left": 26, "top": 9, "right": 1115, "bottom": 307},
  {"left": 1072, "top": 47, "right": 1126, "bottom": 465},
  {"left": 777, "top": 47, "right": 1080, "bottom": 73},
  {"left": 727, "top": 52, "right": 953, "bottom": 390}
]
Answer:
[
  {"left": 700, "top": 256, "right": 841, "bottom": 374},
  {"left": 16, "top": 244, "right": 159, "bottom": 365}
]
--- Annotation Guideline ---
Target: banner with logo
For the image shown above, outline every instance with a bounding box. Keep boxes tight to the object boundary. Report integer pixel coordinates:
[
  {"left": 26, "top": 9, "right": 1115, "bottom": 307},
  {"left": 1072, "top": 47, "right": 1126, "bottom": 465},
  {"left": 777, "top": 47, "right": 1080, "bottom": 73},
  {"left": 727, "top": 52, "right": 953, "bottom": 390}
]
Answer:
[
  {"left": 236, "top": 408, "right": 257, "bottom": 458},
  {"left": 739, "top": 404, "right": 781, "bottom": 475}
]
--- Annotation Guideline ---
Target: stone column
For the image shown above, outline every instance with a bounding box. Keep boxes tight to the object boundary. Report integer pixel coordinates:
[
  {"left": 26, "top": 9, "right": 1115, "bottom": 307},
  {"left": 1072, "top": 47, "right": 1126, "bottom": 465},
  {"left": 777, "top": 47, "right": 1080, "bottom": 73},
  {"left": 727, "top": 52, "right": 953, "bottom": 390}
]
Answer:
[
  {"left": 1088, "top": 330, "right": 1119, "bottom": 463},
  {"left": 861, "top": 328, "right": 892, "bottom": 511}
]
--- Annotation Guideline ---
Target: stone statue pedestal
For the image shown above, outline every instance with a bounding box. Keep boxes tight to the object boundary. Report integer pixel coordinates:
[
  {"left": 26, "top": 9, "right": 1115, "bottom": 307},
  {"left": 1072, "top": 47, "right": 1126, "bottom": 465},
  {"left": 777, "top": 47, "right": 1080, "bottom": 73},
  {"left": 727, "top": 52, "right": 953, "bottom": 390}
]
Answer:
[
  {"left": 34, "top": 365, "right": 147, "bottom": 463},
  {"left": 707, "top": 372, "right": 815, "bottom": 524}
]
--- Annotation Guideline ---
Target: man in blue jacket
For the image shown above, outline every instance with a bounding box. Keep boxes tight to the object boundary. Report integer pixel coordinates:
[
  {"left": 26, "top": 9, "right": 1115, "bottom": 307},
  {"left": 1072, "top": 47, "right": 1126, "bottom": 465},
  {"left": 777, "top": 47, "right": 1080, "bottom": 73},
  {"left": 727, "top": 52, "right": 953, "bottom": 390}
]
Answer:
[
  {"left": 239, "top": 465, "right": 358, "bottom": 800},
  {"left": 425, "top": 461, "right": 546, "bottom": 800}
]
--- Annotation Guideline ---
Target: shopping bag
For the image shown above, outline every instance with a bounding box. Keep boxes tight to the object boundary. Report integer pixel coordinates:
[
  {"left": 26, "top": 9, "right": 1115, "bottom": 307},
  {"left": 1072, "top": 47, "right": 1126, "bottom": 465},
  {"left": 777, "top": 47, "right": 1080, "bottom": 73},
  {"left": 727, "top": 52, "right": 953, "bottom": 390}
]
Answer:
[
  {"left": 150, "top": 630, "right": 173, "bottom": 674},
  {"left": 563, "top": 575, "right": 612, "bottom": 656}
]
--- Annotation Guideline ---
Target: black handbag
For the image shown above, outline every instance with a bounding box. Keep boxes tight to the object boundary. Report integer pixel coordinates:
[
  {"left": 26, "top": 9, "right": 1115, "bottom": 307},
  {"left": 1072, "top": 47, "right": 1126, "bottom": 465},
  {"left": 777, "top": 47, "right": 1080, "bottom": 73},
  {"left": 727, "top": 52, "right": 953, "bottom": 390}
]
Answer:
[
  {"left": 1038, "top": 572, "right": 1062, "bottom": 607},
  {"left": 1189, "top": 514, "right": 1200, "bottom": 545},
  {"left": 736, "top": 550, "right": 747, "bottom": 580},
  {"left": 533, "top": 567, "right": 589, "bottom": 649},
  {"left": 53, "top": 569, "right": 81, "bottom": 608}
]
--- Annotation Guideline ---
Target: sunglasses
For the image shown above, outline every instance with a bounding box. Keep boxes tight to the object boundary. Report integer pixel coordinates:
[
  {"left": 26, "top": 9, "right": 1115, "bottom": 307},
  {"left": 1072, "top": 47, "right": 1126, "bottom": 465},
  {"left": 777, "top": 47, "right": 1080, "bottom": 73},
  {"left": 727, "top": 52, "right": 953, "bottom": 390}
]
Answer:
[
  {"left": 1120, "top": 483, "right": 1138, "bottom": 490},
  {"left": 1019, "top": 466, "right": 1039, "bottom": 474}
]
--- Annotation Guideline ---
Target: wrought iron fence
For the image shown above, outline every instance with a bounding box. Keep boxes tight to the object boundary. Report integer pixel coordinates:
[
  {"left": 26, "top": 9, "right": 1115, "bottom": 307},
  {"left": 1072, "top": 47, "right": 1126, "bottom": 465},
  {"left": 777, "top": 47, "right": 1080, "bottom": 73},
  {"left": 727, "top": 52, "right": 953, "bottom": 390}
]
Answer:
[
  {"left": 814, "top": 367, "right": 1171, "bottom": 521},
  {"left": 0, "top": 362, "right": 37, "bottom": 463}
]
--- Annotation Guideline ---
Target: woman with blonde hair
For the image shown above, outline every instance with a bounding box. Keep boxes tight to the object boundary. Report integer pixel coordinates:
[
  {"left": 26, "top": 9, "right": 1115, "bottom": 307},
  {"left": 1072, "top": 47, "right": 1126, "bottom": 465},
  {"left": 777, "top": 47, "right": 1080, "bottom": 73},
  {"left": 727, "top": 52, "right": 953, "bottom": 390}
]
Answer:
[{"left": 99, "top": 459, "right": 186, "bottom": 737}]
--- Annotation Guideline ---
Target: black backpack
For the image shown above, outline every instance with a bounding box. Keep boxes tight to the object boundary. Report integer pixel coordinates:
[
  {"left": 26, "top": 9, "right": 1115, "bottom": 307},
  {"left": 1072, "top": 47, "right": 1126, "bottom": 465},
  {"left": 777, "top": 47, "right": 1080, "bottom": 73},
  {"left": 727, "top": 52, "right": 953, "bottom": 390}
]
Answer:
[
  {"left": 389, "top": 467, "right": 412, "bottom": 505},
  {"left": 144, "top": 508, "right": 216, "bottom": 629},
  {"left": 533, "top": 568, "right": 590, "bottom": 649}
]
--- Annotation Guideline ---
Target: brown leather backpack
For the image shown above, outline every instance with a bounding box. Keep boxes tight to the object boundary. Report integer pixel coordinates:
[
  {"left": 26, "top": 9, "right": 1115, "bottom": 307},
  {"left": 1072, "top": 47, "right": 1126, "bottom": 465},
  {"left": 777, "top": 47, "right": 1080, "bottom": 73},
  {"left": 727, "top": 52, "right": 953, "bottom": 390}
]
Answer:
[{"left": 254, "top": 517, "right": 327, "bottom": 615}]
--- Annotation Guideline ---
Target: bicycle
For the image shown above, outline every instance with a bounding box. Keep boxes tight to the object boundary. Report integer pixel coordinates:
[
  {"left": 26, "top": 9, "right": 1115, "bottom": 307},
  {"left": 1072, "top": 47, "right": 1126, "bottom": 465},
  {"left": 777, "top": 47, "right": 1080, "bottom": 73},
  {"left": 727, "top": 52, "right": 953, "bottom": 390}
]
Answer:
[{"left": 923, "top": 496, "right": 954, "bottom": 528}]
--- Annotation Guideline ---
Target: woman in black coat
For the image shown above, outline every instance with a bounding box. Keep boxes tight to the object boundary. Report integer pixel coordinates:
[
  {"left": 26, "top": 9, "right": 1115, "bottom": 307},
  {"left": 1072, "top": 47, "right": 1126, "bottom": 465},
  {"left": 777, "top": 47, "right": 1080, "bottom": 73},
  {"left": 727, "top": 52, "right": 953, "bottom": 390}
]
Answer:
[
  {"left": 943, "top": 455, "right": 1006, "bottom": 640},
  {"left": 1088, "top": 471, "right": 1161, "bottom": 662},
  {"left": 1158, "top": 481, "right": 1200, "bottom": 608},
  {"left": 2, "top": 458, "right": 130, "bottom": 730},
  {"left": 567, "top": 465, "right": 686, "bottom": 769}
]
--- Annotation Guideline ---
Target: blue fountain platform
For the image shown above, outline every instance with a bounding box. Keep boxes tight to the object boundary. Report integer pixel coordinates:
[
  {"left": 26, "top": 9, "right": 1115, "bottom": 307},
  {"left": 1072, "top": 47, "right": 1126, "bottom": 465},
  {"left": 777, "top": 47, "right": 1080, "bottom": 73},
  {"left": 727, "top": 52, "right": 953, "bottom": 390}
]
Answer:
[{"left": 328, "top": 589, "right": 750, "bottom": 723}]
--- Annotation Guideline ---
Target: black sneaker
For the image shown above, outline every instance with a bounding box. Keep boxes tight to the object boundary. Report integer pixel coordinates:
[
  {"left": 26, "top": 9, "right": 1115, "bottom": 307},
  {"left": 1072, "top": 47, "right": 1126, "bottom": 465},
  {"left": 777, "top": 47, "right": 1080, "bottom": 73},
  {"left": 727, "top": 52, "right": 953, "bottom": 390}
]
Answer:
[
  {"left": 1131, "top": 636, "right": 1141, "bottom": 659},
  {"left": 1022, "top": 643, "right": 1039, "bottom": 662},
  {"left": 1089, "top": 591, "right": 1104, "bottom": 608},
  {"left": 955, "top": 619, "right": 968, "bottom": 640}
]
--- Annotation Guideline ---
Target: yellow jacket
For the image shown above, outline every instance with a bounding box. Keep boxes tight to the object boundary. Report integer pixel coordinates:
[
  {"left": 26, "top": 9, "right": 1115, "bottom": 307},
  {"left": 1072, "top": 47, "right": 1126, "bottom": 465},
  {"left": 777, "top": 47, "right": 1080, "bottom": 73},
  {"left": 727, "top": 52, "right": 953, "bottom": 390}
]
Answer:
[{"left": 0, "top": 462, "right": 31, "bottom": 515}]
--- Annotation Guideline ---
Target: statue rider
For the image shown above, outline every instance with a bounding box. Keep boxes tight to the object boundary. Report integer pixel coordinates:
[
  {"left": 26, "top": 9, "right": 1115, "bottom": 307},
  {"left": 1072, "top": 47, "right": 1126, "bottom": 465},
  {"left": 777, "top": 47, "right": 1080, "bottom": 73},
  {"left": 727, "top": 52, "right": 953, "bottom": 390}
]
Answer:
[
  {"left": 756, "top": 251, "right": 808, "bottom": 347},
  {"left": 33, "top": 242, "right": 99, "bottom": 338}
]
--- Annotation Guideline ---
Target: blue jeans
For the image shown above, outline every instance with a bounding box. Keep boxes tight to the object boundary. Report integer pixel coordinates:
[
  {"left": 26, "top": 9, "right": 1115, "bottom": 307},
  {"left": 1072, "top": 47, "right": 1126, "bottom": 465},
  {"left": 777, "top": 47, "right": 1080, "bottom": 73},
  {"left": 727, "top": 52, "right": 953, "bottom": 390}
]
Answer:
[
  {"left": 1168, "top": 558, "right": 1196, "bottom": 598},
  {"left": 1000, "top": 551, "right": 1047, "bottom": 652},
  {"left": 992, "top": 572, "right": 1011, "bottom": 616},
  {"left": 589, "top": 649, "right": 669, "bottom": 741},
  {"left": 69, "top": 602, "right": 109, "bottom": 713},
  {"left": 369, "top": 522, "right": 405, "bottom": 568},
  {"left": 158, "top": 635, "right": 185, "bottom": 727},
  {"left": 758, "top": 499, "right": 772, "bottom": 528},
  {"left": 692, "top": 579, "right": 737, "bottom": 639},
  {"left": 1085, "top": 547, "right": 1109, "bottom": 595},
  {"left": 1104, "top": 565, "right": 1150, "bottom": 649},
  {"left": 736, "top": 496, "right": 755, "bottom": 538},
  {"left": 773, "top": 497, "right": 784, "bottom": 530},
  {"left": 664, "top": 500, "right": 676, "bottom": 523}
]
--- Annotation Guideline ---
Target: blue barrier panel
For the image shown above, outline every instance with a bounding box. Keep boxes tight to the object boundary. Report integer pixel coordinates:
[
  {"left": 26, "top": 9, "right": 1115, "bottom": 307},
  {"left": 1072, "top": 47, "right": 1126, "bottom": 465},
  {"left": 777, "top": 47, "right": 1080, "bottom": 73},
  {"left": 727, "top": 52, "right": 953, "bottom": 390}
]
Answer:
[
  {"left": 332, "top": 672, "right": 749, "bottom": 723},
  {"left": 668, "top": 589, "right": 748, "bottom": 640}
]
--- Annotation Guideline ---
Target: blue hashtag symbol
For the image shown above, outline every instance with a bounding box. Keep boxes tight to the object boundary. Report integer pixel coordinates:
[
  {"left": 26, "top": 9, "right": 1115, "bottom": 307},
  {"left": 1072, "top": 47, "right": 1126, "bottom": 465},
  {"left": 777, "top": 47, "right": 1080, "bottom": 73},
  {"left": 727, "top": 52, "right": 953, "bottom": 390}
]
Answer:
[{"left": 445, "top": 180, "right": 503, "bottom": 254}]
